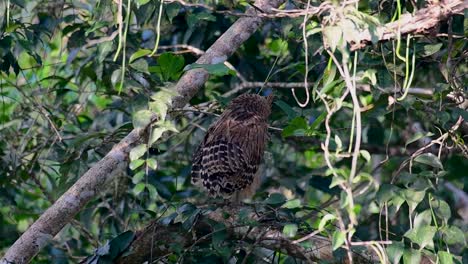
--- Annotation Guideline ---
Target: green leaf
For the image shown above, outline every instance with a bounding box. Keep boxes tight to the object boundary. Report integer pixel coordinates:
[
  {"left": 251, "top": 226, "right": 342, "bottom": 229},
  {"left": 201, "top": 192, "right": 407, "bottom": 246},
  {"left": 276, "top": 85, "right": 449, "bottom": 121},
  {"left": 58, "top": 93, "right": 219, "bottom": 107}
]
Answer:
[
  {"left": 405, "top": 132, "right": 434, "bottom": 148},
  {"left": 329, "top": 175, "right": 346, "bottom": 188},
  {"left": 136, "top": 0, "right": 150, "bottom": 6},
  {"left": 390, "top": 192, "right": 406, "bottom": 212},
  {"left": 156, "top": 120, "right": 178, "bottom": 133},
  {"left": 149, "top": 53, "right": 185, "bottom": 81},
  {"left": 149, "top": 99, "right": 168, "bottom": 121},
  {"left": 318, "top": 213, "right": 336, "bottom": 230},
  {"left": 183, "top": 63, "right": 235, "bottom": 76},
  {"left": 413, "top": 210, "right": 432, "bottom": 229},
  {"left": 212, "top": 223, "right": 227, "bottom": 248},
  {"left": 431, "top": 198, "right": 451, "bottom": 222},
  {"left": 130, "top": 49, "right": 151, "bottom": 63},
  {"left": 130, "top": 144, "right": 147, "bottom": 161},
  {"left": 404, "top": 225, "right": 437, "bottom": 249},
  {"left": 362, "top": 69, "right": 377, "bottom": 85},
  {"left": 403, "top": 249, "right": 421, "bottom": 264},
  {"left": 440, "top": 226, "right": 466, "bottom": 245},
  {"left": 309, "top": 111, "right": 326, "bottom": 131},
  {"left": 386, "top": 241, "right": 404, "bottom": 264},
  {"left": 334, "top": 135, "right": 342, "bottom": 152},
  {"left": 165, "top": 3, "right": 181, "bottom": 23},
  {"left": 265, "top": 193, "right": 286, "bottom": 206},
  {"left": 146, "top": 184, "right": 158, "bottom": 200},
  {"left": 282, "top": 116, "right": 308, "bottom": 138},
  {"left": 332, "top": 230, "right": 345, "bottom": 250},
  {"left": 274, "top": 100, "right": 297, "bottom": 120},
  {"left": 268, "top": 39, "right": 288, "bottom": 56},
  {"left": 160, "top": 212, "right": 178, "bottom": 226},
  {"left": 438, "top": 251, "right": 453, "bottom": 264},
  {"left": 107, "top": 231, "right": 135, "bottom": 259},
  {"left": 320, "top": 79, "right": 343, "bottom": 95},
  {"left": 282, "top": 199, "right": 301, "bottom": 209},
  {"left": 403, "top": 189, "right": 426, "bottom": 213},
  {"left": 133, "top": 110, "right": 153, "bottom": 129},
  {"left": 323, "top": 26, "right": 342, "bottom": 52},
  {"left": 129, "top": 59, "right": 149, "bottom": 73},
  {"left": 146, "top": 158, "right": 158, "bottom": 170},
  {"left": 420, "top": 43, "right": 443, "bottom": 57},
  {"left": 414, "top": 153, "right": 444, "bottom": 169},
  {"left": 111, "top": 69, "right": 122, "bottom": 87},
  {"left": 182, "top": 208, "right": 201, "bottom": 230},
  {"left": 151, "top": 89, "right": 177, "bottom": 105},
  {"left": 359, "top": 149, "right": 371, "bottom": 163},
  {"left": 132, "top": 171, "right": 145, "bottom": 184},
  {"left": 129, "top": 159, "right": 145, "bottom": 170},
  {"left": 133, "top": 182, "right": 146, "bottom": 196},
  {"left": 150, "top": 127, "right": 167, "bottom": 145},
  {"left": 376, "top": 184, "right": 396, "bottom": 204},
  {"left": 282, "top": 224, "right": 298, "bottom": 238}
]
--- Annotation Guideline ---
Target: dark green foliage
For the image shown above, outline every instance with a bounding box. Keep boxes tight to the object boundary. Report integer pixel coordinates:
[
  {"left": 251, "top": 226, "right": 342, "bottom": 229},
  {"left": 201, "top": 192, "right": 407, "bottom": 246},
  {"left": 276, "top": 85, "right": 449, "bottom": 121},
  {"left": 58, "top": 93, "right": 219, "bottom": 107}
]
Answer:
[{"left": 0, "top": 0, "right": 466, "bottom": 263}]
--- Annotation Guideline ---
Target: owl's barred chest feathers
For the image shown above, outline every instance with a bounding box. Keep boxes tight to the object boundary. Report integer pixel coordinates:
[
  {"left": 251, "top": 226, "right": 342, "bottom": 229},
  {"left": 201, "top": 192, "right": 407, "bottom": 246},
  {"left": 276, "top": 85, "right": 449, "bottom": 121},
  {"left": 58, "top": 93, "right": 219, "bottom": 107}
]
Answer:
[{"left": 191, "top": 94, "right": 273, "bottom": 201}]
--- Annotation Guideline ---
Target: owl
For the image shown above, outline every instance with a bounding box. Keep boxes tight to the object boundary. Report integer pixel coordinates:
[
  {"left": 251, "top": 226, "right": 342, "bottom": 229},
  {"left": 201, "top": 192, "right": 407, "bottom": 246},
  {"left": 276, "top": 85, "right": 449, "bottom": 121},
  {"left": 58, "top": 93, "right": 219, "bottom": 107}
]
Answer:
[{"left": 191, "top": 93, "right": 273, "bottom": 202}]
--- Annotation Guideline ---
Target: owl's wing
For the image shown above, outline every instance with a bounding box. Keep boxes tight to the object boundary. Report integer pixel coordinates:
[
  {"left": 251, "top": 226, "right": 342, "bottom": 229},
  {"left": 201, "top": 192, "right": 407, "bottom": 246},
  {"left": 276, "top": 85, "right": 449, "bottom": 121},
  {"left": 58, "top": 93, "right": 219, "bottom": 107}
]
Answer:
[{"left": 191, "top": 120, "right": 263, "bottom": 197}]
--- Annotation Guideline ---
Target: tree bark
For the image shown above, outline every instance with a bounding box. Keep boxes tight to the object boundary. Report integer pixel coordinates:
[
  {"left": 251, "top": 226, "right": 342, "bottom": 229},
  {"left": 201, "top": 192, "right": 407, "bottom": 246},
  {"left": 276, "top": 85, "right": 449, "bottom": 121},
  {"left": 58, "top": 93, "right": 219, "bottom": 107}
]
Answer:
[{"left": 0, "top": 1, "right": 285, "bottom": 263}]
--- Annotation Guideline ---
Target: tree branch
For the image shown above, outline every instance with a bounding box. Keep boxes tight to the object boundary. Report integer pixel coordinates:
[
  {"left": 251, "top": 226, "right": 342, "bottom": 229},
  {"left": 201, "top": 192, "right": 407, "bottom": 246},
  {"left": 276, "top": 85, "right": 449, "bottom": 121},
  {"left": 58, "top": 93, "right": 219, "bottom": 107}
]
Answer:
[
  {"left": 351, "top": 0, "right": 465, "bottom": 50},
  {"left": 1, "top": 1, "right": 286, "bottom": 263},
  {"left": 115, "top": 206, "right": 374, "bottom": 263}
]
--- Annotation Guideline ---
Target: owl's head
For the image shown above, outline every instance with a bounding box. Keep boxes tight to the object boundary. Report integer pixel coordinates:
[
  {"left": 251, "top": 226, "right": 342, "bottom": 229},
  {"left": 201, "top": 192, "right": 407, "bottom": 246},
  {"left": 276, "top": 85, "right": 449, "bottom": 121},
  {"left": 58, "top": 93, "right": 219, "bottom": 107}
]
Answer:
[{"left": 228, "top": 93, "right": 273, "bottom": 119}]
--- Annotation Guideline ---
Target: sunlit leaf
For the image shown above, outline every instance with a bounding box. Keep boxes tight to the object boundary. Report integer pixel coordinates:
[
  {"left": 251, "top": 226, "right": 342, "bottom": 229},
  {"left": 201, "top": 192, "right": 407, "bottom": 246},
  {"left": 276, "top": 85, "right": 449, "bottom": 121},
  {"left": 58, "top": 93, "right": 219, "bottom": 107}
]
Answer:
[
  {"left": 133, "top": 110, "right": 153, "bottom": 129},
  {"left": 130, "top": 49, "right": 152, "bottom": 63},
  {"left": 132, "top": 171, "right": 145, "bottom": 184},
  {"left": 414, "top": 153, "right": 443, "bottom": 169},
  {"left": 130, "top": 144, "right": 147, "bottom": 161},
  {"left": 332, "top": 230, "right": 345, "bottom": 250},
  {"left": 133, "top": 183, "right": 146, "bottom": 195},
  {"left": 323, "top": 26, "right": 342, "bottom": 52},
  {"left": 150, "top": 127, "right": 166, "bottom": 145},
  {"left": 403, "top": 189, "right": 426, "bottom": 213},
  {"left": 318, "top": 214, "right": 336, "bottom": 230},
  {"left": 129, "top": 159, "right": 145, "bottom": 170},
  {"left": 282, "top": 199, "right": 301, "bottom": 209},
  {"left": 403, "top": 249, "right": 421, "bottom": 264},
  {"left": 282, "top": 224, "right": 298, "bottom": 238},
  {"left": 146, "top": 158, "right": 158, "bottom": 170},
  {"left": 438, "top": 251, "right": 453, "bottom": 264}
]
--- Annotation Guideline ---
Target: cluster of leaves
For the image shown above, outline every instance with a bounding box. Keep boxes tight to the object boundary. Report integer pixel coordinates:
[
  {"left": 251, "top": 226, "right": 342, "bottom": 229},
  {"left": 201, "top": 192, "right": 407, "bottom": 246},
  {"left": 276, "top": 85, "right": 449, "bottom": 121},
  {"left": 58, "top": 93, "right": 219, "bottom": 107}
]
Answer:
[{"left": 0, "top": 0, "right": 467, "bottom": 263}]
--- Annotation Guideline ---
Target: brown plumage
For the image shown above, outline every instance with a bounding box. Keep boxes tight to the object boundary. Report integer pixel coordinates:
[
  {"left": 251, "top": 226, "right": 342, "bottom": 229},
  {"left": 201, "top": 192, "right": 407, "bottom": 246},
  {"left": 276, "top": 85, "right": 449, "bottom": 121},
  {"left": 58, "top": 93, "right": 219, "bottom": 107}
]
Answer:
[{"left": 191, "top": 93, "right": 273, "bottom": 201}]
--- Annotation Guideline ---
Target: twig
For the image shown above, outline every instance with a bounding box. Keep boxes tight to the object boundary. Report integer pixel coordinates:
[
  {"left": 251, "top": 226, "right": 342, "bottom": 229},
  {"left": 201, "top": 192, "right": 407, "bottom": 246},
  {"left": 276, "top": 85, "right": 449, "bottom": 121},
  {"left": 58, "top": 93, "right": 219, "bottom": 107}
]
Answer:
[{"left": 82, "top": 30, "right": 119, "bottom": 49}]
